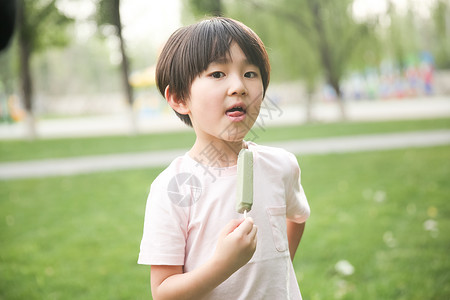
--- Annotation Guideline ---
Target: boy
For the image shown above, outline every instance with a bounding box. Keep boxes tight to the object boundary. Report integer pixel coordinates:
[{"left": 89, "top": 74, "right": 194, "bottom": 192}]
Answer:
[{"left": 138, "top": 17, "right": 310, "bottom": 299}]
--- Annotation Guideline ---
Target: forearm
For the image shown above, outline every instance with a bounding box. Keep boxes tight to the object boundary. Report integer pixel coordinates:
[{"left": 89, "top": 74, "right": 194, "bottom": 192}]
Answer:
[
  {"left": 153, "top": 258, "right": 234, "bottom": 300},
  {"left": 152, "top": 218, "right": 257, "bottom": 300},
  {"left": 286, "top": 220, "right": 306, "bottom": 261}
]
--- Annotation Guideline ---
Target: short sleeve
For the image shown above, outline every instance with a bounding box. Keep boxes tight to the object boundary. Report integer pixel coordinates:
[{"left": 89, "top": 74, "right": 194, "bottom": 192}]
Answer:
[
  {"left": 285, "top": 152, "right": 310, "bottom": 223},
  {"left": 138, "top": 173, "right": 189, "bottom": 265}
]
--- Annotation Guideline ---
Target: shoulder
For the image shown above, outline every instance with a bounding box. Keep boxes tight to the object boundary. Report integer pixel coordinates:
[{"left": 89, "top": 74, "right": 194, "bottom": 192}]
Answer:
[
  {"left": 144, "top": 154, "right": 196, "bottom": 218},
  {"left": 150, "top": 154, "right": 193, "bottom": 190},
  {"left": 248, "top": 141, "right": 300, "bottom": 182},
  {"left": 248, "top": 142, "right": 299, "bottom": 169}
]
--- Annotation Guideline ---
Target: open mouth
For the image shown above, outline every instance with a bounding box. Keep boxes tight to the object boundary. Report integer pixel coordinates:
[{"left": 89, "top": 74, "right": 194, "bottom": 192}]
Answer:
[
  {"left": 226, "top": 106, "right": 247, "bottom": 122},
  {"left": 226, "top": 106, "right": 245, "bottom": 114}
]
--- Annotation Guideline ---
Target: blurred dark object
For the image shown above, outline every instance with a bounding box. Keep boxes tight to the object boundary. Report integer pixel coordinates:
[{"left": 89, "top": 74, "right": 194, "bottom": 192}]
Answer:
[{"left": 0, "top": 0, "right": 16, "bottom": 51}]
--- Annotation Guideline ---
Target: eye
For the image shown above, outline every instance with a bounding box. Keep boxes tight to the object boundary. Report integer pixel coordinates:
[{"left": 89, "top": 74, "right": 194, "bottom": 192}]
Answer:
[
  {"left": 210, "top": 71, "right": 225, "bottom": 79},
  {"left": 244, "top": 71, "right": 258, "bottom": 78}
]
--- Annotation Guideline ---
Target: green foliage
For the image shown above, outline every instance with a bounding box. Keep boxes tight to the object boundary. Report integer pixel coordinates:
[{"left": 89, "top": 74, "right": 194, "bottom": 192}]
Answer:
[
  {"left": 20, "top": 0, "right": 73, "bottom": 53},
  {"left": 0, "top": 44, "right": 17, "bottom": 94},
  {"left": 186, "top": 0, "right": 222, "bottom": 17},
  {"left": 384, "top": 3, "right": 419, "bottom": 69},
  {"left": 431, "top": 0, "right": 450, "bottom": 69},
  {"left": 31, "top": 37, "right": 121, "bottom": 95},
  {"left": 377, "top": 0, "right": 450, "bottom": 70},
  {"left": 95, "top": 0, "right": 120, "bottom": 29},
  {"left": 228, "top": 2, "right": 321, "bottom": 88},
  {"left": 227, "top": 0, "right": 380, "bottom": 95},
  {"left": 0, "top": 0, "right": 74, "bottom": 102}
]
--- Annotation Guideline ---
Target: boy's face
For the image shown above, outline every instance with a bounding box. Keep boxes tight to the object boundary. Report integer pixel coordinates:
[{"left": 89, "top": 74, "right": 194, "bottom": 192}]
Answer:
[{"left": 186, "top": 42, "right": 264, "bottom": 143}]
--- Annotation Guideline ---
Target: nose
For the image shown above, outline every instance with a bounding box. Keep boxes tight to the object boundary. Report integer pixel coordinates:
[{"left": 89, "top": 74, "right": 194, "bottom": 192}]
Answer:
[{"left": 228, "top": 74, "right": 247, "bottom": 96}]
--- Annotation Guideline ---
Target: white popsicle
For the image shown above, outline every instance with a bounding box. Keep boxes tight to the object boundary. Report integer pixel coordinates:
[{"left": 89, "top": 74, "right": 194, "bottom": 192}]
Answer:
[{"left": 236, "top": 148, "right": 253, "bottom": 214}]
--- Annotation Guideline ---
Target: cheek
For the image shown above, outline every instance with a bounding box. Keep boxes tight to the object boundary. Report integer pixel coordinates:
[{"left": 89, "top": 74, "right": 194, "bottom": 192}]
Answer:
[
  {"left": 249, "top": 87, "right": 264, "bottom": 108},
  {"left": 247, "top": 80, "right": 264, "bottom": 101},
  {"left": 248, "top": 100, "right": 262, "bottom": 121},
  {"left": 191, "top": 89, "right": 224, "bottom": 113},
  {"left": 188, "top": 93, "right": 224, "bottom": 124}
]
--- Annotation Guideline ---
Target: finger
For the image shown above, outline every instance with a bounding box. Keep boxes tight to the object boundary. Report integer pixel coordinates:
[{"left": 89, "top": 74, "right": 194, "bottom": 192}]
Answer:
[
  {"left": 249, "top": 224, "right": 258, "bottom": 240},
  {"left": 221, "top": 219, "right": 242, "bottom": 237},
  {"left": 251, "top": 226, "right": 258, "bottom": 248},
  {"left": 234, "top": 218, "right": 254, "bottom": 235}
]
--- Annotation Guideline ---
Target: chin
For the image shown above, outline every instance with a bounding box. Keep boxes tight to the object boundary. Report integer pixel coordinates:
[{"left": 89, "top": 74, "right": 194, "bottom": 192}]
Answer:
[
  {"left": 220, "top": 133, "right": 248, "bottom": 143},
  {"left": 216, "top": 123, "right": 251, "bottom": 142}
]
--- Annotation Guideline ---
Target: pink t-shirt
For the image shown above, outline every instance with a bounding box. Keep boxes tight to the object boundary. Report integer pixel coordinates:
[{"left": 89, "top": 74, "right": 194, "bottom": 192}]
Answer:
[{"left": 138, "top": 142, "right": 310, "bottom": 299}]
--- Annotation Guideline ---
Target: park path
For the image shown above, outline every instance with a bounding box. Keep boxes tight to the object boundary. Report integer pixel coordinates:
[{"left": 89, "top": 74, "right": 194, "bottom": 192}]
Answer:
[
  {"left": 1, "top": 129, "right": 449, "bottom": 180},
  {"left": 1, "top": 97, "right": 450, "bottom": 140}
]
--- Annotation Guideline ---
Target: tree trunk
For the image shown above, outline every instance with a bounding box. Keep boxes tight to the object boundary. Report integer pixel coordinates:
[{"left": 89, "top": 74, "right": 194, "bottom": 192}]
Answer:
[
  {"left": 309, "top": 0, "right": 346, "bottom": 121},
  {"left": 113, "top": 0, "right": 137, "bottom": 134},
  {"left": 211, "top": 0, "right": 222, "bottom": 16},
  {"left": 305, "top": 87, "right": 314, "bottom": 123},
  {"left": 17, "top": 0, "right": 37, "bottom": 139},
  {"left": 319, "top": 25, "right": 346, "bottom": 120},
  {"left": 330, "top": 81, "right": 347, "bottom": 121}
]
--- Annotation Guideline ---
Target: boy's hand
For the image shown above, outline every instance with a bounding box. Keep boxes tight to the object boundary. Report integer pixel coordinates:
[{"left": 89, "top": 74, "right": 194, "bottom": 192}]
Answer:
[
  {"left": 150, "top": 218, "right": 257, "bottom": 300},
  {"left": 213, "top": 217, "right": 258, "bottom": 274}
]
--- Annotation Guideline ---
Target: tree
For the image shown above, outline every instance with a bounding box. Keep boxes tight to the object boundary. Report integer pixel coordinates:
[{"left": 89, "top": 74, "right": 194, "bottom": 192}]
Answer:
[
  {"left": 234, "top": 0, "right": 378, "bottom": 120},
  {"left": 383, "top": 1, "right": 420, "bottom": 71},
  {"left": 96, "top": 0, "right": 136, "bottom": 134},
  {"left": 187, "top": 0, "right": 223, "bottom": 17},
  {"left": 432, "top": 0, "right": 450, "bottom": 69},
  {"left": 16, "top": 0, "right": 73, "bottom": 139}
]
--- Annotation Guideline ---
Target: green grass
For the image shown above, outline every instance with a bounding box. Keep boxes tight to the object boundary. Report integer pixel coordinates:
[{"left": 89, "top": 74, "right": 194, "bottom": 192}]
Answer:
[
  {"left": 0, "top": 168, "right": 163, "bottom": 300},
  {"left": 252, "top": 117, "right": 450, "bottom": 143},
  {"left": 0, "top": 131, "right": 197, "bottom": 163},
  {"left": 1, "top": 145, "right": 449, "bottom": 299},
  {"left": 1, "top": 117, "right": 449, "bottom": 162},
  {"left": 296, "top": 146, "right": 450, "bottom": 299}
]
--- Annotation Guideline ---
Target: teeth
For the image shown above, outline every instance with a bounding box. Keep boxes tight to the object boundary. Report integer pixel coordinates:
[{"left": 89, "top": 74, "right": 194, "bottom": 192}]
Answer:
[{"left": 229, "top": 107, "right": 243, "bottom": 112}]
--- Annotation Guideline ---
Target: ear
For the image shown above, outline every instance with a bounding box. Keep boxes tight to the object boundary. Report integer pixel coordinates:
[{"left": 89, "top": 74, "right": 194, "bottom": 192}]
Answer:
[{"left": 165, "top": 86, "right": 190, "bottom": 115}]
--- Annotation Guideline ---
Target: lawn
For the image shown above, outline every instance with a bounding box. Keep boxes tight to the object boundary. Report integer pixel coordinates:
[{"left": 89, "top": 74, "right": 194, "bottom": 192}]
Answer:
[
  {"left": 1, "top": 117, "right": 449, "bottom": 162},
  {"left": 1, "top": 145, "right": 449, "bottom": 299},
  {"left": 297, "top": 146, "right": 450, "bottom": 299}
]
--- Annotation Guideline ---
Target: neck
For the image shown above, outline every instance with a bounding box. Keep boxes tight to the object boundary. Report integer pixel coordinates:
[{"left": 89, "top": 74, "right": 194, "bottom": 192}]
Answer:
[{"left": 189, "top": 137, "right": 246, "bottom": 168}]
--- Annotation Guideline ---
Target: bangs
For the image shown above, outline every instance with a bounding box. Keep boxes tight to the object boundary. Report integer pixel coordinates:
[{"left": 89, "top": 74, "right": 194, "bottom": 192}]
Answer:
[
  {"left": 187, "top": 20, "right": 260, "bottom": 71},
  {"left": 180, "top": 18, "right": 270, "bottom": 98}
]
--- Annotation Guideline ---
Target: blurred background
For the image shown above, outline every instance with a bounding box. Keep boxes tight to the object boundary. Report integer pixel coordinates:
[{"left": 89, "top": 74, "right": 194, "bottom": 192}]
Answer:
[
  {"left": 0, "top": 0, "right": 449, "bottom": 139},
  {"left": 1, "top": 1, "right": 449, "bottom": 300}
]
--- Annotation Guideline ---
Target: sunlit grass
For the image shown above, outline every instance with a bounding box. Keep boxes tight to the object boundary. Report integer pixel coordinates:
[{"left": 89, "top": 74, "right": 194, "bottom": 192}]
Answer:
[
  {"left": 0, "top": 168, "right": 163, "bottom": 300},
  {"left": 0, "top": 130, "right": 196, "bottom": 162},
  {"left": 0, "top": 117, "right": 449, "bottom": 162},
  {"left": 296, "top": 145, "right": 450, "bottom": 299},
  {"left": 1, "top": 146, "right": 449, "bottom": 299}
]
